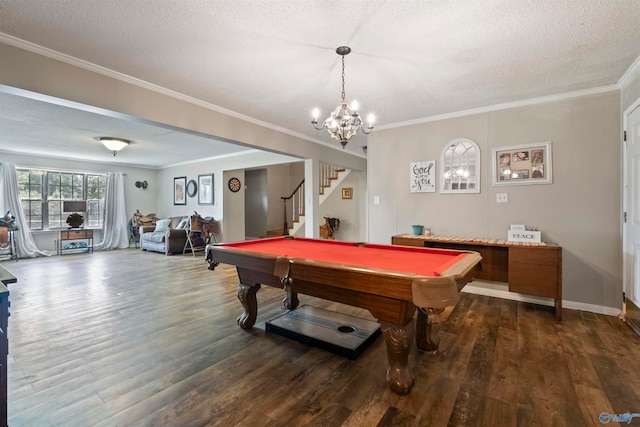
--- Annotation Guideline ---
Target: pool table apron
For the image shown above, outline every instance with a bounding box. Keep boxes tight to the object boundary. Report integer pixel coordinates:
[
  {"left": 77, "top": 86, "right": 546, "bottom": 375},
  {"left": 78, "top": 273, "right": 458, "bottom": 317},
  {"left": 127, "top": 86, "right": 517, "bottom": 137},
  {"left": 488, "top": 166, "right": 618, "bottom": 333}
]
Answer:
[{"left": 208, "top": 248, "right": 480, "bottom": 395}]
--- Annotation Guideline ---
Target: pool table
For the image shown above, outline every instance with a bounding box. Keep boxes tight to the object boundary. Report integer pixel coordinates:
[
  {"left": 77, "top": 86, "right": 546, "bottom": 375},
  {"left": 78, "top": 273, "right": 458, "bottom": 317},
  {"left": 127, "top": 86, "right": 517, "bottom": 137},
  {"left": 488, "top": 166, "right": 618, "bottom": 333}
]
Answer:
[{"left": 205, "top": 236, "right": 481, "bottom": 395}]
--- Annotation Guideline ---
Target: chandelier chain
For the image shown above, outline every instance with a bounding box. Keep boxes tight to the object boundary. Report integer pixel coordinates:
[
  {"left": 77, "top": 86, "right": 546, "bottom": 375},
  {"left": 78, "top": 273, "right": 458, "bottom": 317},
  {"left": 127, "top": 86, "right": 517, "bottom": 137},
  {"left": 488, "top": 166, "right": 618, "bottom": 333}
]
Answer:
[
  {"left": 341, "top": 55, "right": 346, "bottom": 101},
  {"left": 342, "top": 55, "right": 345, "bottom": 101}
]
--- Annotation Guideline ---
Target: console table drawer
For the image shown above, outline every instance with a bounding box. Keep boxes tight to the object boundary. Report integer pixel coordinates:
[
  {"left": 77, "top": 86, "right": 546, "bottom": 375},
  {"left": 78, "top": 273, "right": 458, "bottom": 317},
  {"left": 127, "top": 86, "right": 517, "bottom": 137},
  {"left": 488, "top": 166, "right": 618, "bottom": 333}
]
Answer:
[
  {"left": 509, "top": 246, "right": 559, "bottom": 266},
  {"left": 60, "top": 229, "right": 93, "bottom": 239}
]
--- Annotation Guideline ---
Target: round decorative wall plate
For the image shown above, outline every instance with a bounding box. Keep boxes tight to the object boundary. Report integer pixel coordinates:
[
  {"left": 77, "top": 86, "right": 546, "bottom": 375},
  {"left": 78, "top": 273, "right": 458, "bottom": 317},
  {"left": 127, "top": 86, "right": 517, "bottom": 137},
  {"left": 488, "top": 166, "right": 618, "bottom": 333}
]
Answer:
[
  {"left": 186, "top": 179, "right": 197, "bottom": 197},
  {"left": 228, "top": 177, "right": 241, "bottom": 192}
]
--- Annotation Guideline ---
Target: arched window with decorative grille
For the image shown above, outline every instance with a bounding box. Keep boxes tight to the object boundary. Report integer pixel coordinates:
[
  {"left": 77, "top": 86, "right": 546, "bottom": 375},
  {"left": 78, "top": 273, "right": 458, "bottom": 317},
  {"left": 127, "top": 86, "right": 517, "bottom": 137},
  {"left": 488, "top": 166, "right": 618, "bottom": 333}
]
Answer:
[{"left": 439, "top": 138, "right": 481, "bottom": 194}]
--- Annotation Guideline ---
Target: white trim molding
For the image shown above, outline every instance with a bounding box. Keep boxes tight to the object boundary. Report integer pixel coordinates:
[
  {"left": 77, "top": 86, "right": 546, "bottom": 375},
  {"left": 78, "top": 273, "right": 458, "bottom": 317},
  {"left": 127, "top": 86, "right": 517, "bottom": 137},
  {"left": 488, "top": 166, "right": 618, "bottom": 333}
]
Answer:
[{"left": 463, "top": 282, "right": 621, "bottom": 318}]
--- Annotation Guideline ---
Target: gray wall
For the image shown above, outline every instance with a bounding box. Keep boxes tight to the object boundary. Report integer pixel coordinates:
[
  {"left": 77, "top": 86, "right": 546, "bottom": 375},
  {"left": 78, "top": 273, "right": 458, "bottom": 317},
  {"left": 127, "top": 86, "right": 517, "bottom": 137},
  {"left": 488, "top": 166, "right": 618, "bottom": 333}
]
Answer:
[
  {"left": 158, "top": 151, "right": 298, "bottom": 243},
  {"left": 368, "top": 91, "right": 622, "bottom": 310},
  {"left": 265, "top": 162, "right": 304, "bottom": 234},
  {"left": 245, "top": 169, "right": 268, "bottom": 239}
]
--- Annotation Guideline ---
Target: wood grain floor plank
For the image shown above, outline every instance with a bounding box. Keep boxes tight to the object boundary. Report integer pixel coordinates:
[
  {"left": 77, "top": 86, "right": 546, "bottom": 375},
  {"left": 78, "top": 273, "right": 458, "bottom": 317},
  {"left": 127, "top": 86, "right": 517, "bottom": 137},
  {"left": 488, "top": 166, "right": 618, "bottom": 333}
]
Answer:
[{"left": 3, "top": 250, "right": 640, "bottom": 426}]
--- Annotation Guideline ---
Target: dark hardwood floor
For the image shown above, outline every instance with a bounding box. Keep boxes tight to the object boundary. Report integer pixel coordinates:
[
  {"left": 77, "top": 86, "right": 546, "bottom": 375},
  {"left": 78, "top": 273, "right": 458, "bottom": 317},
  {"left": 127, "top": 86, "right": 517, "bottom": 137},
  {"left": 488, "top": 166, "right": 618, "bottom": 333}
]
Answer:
[{"left": 1, "top": 249, "right": 640, "bottom": 426}]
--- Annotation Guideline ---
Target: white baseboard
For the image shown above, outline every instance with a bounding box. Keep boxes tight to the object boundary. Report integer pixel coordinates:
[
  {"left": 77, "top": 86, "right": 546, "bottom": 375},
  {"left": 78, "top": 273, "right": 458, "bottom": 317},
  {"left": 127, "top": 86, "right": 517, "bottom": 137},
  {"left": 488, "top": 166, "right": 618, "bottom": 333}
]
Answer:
[{"left": 462, "top": 281, "right": 621, "bottom": 317}]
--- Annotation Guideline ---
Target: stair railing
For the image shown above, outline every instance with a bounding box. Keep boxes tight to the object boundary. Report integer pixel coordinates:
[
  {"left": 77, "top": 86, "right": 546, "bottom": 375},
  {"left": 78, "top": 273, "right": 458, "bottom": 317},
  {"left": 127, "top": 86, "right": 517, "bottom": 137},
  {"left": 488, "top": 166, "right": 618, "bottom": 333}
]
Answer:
[
  {"left": 279, "top": 163, "right": 346, "bottom": 235},
  {"left": 281, "top": 179, "right": 305, "bottom": 235}
]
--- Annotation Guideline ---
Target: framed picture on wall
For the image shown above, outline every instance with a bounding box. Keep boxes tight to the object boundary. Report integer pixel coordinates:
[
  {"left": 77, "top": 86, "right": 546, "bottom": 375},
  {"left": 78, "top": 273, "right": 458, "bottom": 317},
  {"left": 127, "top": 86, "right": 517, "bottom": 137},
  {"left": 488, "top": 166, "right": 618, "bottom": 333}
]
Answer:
[
  {"left": 342, "top": 187, "right": 353, "bottom": 199},
  {"left": 174, "top": 176, "right": 187, "bottom": 205},
  {"left": 198, "top": 173, "right": 214, "bottom": 205},
  {"left": 492, "top": 142, "right": 553, "bottom": 186}
]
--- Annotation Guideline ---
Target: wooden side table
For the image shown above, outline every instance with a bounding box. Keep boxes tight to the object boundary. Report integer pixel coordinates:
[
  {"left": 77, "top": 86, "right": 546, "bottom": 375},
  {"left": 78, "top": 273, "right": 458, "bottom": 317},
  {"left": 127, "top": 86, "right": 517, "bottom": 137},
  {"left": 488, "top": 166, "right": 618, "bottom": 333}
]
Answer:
[{"left": 58, "top": 229, "right": 94, "bottom": 255}]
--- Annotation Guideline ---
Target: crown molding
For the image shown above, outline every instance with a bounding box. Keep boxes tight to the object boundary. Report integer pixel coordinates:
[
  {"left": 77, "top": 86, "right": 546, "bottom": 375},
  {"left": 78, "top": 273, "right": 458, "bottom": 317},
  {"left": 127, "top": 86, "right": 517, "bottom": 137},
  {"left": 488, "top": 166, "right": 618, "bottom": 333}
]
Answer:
[
  {"left": 377, "top": 84, "right": 619, "bottom": 131},
  {"left": 618, "top": 54, "right": 640, "bottom": 89},
  {"left": 0, "top": 32, "right": 625, "bottom": 157}
]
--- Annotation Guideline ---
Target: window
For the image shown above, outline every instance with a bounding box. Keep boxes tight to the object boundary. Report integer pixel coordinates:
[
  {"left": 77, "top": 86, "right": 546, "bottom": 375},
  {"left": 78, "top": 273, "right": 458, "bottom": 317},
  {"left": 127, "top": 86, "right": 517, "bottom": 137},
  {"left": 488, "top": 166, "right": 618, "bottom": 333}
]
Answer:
[{"left": 17, "top": 168, "right": 107, "bottom": 230}]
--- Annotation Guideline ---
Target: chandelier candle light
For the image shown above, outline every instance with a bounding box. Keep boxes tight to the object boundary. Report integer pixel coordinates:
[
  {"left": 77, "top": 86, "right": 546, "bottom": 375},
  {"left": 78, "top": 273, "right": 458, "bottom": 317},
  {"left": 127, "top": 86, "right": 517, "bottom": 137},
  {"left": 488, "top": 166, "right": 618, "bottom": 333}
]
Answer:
[{"left": 311, "top": 46, "right": 374, "bottom": 148}]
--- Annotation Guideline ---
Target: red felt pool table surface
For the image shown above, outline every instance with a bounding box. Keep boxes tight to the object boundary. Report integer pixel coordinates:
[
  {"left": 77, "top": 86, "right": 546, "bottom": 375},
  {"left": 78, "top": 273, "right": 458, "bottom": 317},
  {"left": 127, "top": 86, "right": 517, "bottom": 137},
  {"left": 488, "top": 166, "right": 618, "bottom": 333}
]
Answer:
[
  {"left": 206, "top": 236, "right": 482, "bottom": 395},
  {"left": 218, "top": 237, "right": 469, "bottom": 277}
]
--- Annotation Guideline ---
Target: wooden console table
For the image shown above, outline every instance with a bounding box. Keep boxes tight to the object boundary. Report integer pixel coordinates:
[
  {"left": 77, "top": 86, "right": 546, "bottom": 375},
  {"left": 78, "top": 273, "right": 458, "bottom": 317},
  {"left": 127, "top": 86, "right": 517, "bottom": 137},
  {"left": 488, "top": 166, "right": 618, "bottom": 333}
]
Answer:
[
  {"left": 392, "top": 234, "right": 563, "bottom": 320},
  {"left": 58, "top": 229, "right": 94, "bottom": 255}
]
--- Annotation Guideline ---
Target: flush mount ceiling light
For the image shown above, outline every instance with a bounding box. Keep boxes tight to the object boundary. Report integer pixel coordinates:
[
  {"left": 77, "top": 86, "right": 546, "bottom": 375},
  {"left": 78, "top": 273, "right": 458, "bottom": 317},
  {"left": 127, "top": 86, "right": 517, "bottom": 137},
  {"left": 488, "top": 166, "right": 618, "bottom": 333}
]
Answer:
[
  {"left": 311, "top": 46, "right": 374, "bottom": 148},
  {"left": 96, "top": 137, "right": 130, "bottom": 156}
]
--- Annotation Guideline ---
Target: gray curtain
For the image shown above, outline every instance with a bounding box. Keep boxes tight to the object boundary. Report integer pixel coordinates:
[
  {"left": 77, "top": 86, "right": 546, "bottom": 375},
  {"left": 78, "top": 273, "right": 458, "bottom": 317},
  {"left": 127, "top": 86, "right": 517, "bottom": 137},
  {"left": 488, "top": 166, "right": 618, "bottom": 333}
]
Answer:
[
  {"left": 95, "top": 172, "right": 129, "bottom": 251},
  {"left": 0, "top": 162, "right": 49, "bottom": 258}
]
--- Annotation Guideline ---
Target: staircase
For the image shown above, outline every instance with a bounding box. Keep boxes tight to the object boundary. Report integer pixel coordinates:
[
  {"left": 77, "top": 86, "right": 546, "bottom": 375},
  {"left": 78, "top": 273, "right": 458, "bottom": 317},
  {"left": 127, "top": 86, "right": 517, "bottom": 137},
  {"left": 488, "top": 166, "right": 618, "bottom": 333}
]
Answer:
[{"left": 270, "top": 163, "right": 349, "bottom": 237}]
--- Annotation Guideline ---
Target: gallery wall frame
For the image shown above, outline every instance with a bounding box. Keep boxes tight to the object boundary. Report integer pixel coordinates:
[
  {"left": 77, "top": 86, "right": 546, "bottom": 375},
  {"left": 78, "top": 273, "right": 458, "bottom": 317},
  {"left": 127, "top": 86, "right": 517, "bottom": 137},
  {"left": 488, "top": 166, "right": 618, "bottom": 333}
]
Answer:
[
  {"left": 174, "top": 176, "right": 187, "bottom": 205},
  {"left": 198, "top": 173, "right": 214, "bottom": 205},
  {"left": 492, "top": 142, "right": 553, "bottom": 186},
  {"left": 186, "top": 179, "right": 197, "bottom": 198}
]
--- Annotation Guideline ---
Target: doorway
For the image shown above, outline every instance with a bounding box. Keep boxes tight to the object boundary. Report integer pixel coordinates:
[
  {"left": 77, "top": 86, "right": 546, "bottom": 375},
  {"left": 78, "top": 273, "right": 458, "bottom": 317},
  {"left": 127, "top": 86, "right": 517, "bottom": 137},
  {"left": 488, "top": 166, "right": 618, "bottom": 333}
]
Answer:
[{"left": 623, "top": 100, "right": 640, "bottom": 335}]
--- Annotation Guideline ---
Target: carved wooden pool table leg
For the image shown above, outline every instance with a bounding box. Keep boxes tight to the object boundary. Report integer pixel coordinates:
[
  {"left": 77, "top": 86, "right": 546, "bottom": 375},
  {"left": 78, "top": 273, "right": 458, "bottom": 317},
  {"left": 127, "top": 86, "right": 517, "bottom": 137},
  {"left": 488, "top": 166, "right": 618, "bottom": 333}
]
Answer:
[
  {"left": 415, "top": 307, "right": 444, "bottom": 353},
  {"left": 380, "top": 320, "right": 415, "bottom": 395},
  {"left": 282, "top": 290, "right": 299, "bottom": 310},
  {"left": 237, "top": 283, "right": 260, "bottom": 329}
]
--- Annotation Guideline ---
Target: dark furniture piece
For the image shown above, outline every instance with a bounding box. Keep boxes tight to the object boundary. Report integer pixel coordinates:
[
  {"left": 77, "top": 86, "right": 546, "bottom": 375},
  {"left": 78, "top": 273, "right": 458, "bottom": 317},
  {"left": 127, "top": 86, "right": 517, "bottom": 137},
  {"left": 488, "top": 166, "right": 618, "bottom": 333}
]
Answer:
[
  {"left": 0, "top": 265, "right": 14, "bottom": 427},
  {"left": 392, "top": 234, "right": 563, "bottom": 320},
  {"left": 206, "top": 236, "right": 481, "bottom": 395},
  {"left": 58, "top": 229, "right": 94, "bottom": 255}
]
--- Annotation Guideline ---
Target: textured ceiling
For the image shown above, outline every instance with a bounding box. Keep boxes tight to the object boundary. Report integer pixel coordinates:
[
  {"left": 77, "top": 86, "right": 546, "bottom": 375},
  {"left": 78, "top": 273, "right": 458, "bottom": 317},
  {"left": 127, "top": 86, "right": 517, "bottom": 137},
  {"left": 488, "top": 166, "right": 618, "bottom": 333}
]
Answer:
[{"left": 1, "top": 0, "right": 640, "bottom": 166}]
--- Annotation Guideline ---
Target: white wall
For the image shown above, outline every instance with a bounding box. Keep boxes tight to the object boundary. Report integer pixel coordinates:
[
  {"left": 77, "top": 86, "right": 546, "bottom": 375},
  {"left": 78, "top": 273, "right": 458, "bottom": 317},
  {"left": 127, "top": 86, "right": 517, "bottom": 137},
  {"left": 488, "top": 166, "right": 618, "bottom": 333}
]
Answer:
[{"left": 368, "top": 91, "right": 622, "bottom": 310}]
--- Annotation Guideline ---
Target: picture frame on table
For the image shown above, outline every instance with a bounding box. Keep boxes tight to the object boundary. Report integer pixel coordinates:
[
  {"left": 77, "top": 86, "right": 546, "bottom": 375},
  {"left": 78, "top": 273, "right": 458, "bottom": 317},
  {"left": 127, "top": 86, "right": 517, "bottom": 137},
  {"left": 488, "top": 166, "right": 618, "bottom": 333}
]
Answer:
[
  {"left": 198, "top": 173, "right": 214, "bottom": 205},
  {"left": 174, "top": 176, "right": 187, "bottom": 205},
  {"left": 492, "top": 142, "right": 553, "bottom": 186}
]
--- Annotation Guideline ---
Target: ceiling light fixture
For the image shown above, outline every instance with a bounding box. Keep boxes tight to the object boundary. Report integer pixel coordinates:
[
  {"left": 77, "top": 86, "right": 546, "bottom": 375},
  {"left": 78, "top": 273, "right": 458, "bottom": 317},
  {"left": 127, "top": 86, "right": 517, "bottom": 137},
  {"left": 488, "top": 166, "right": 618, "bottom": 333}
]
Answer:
[
  {"left": 311, "top": 46, "right": 374, "bottom": 148},
  {"left": 97, "top": 137, "right": 130, "bottom": 156}
]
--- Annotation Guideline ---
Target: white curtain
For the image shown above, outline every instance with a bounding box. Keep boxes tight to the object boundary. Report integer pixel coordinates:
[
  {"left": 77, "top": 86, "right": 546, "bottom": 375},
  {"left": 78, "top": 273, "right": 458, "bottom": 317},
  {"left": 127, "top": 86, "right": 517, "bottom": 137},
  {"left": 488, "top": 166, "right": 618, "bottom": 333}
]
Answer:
[
  {"left": 95, "top": 172, "right": 129, "bottom": 250},
  {"left": 0, "top": 162, "right": 49, "bottom": 258}
]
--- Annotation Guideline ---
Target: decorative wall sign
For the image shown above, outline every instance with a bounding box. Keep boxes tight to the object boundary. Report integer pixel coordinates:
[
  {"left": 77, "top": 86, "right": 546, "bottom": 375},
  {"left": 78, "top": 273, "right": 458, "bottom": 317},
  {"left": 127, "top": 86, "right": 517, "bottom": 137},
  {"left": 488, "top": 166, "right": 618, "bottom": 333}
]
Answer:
[
  {"left": 410, "top": 160, "right": 436, "bottom": 193},
  {"left": 174, "top": 176, "right": 186, "bottom": 205},
  {"left": 492, "top": 142, "right": 553, "bottom": 186},
  {"left": 198, "top": 174, "right": 214, "bottom": 205}
]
